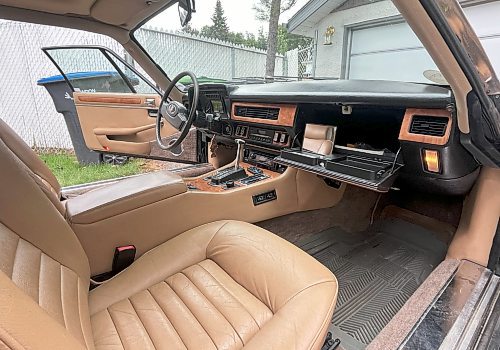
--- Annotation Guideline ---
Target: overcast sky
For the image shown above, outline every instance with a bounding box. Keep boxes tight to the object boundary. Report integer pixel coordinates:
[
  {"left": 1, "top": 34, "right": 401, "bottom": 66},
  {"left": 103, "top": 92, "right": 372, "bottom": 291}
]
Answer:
[{"left": 147, "top": 0, "right": 309, "bottom": 35}]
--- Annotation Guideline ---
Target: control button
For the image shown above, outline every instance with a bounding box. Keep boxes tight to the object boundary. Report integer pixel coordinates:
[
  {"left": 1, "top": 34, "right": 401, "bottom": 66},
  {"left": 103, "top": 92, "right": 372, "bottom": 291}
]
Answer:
[
  {"left": 273, "top": 132, "right": 279, "bottom": 142},
  {"left": 280, "top": 133, "right": 287, "bottom": 143},
  {"left": 225, "top": 180, "right": 235, "bottom": 188}
]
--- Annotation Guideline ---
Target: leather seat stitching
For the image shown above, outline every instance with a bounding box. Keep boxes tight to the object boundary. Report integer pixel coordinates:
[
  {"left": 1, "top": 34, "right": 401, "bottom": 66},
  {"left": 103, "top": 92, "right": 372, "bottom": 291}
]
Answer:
[
  {"left": 205, "top": 221, "right": 231, "bottom": 257},
  {"left": 145, "top": 288, "right": 187, "bottom": 349},
  {"left": 307, "top": 292, "right": 337, "bottom": 350},
  {"left": 179, "top": 270, "right": 245, "bottom": 346},
  {"left": 36, "top": 252, "right": 42, "bottom": 304},
  {"left": 127, "top": 298, "right": 156, "bottom": 348},
  {"left": 164, "top": 279, "right": 218, "bottom": 349},
  {"left": 105, "top": 308, "right": 125, "bottom": 348},
  {"left": 76, "top": 277, "right": 90, "bottom": 349},
  {"left": 197, "top": 262, "right": 268, "bottom": 330},
  {"left": 59, "top": 265, "right": 69, "bottom": 332},
  {"left": 7, "top": 235, "right": 20, "bottom": 279},
  {"left": 280, "top": 279, "right": 337, "bottom": 310}
]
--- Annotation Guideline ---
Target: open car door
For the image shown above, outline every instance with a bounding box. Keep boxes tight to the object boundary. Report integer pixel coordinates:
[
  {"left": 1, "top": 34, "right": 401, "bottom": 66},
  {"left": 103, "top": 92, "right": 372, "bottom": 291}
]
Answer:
[{"left": 42, "top": 46, "right": 198, "bottom": 164}]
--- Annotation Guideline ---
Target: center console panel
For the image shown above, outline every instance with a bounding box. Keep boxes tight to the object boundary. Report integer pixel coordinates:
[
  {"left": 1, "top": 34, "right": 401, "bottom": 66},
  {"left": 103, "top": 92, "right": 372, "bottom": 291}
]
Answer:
[
  {"left": 275, "top": 147, "right": 403, "bottom": 192},
  {"left": 185, "top": 162, "right": 280, "bottom": 192}
]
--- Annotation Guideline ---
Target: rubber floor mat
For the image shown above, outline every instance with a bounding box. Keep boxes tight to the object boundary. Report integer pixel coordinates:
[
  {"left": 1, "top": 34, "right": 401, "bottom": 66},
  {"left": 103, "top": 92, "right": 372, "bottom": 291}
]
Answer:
[{"left": 296, "top": 218, "right": 447, "bottom": 350}]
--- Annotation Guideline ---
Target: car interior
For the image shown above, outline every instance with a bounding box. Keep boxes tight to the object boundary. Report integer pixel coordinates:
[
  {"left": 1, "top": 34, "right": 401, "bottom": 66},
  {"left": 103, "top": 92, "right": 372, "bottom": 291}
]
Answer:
[{"left": 0, "top": 0, "right": 499, "bottom": 350}]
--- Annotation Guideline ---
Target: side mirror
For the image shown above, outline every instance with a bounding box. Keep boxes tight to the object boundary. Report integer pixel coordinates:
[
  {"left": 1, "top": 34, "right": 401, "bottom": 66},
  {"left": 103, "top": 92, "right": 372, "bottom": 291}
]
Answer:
[{"left": 178, "top": 0, "right": 195, "bottom": 27}]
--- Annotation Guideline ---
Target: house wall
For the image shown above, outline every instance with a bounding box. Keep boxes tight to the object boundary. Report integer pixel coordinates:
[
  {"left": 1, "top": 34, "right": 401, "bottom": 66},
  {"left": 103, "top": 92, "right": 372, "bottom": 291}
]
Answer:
[{"left": 306, "top": 0, "right": 399, "bottom": 78}]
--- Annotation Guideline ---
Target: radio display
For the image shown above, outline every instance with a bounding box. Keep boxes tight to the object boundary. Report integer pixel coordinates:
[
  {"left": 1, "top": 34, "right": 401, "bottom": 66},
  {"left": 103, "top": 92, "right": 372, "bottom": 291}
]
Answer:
[{"left": 210, "top": 99, "right": 224, "bottom": 113}]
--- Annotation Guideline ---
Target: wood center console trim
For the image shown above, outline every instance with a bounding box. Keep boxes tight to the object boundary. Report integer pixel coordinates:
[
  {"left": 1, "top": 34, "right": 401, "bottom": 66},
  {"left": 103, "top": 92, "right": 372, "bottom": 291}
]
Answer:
[
  {"left": 186, "top": 163, "right": 280, "bottom": 193},
  {"left": 231, "top": 102, "right": 297, "bottom": 127},
  {"left": 399, "top": 108, "right": 452, "bottom": 146}
]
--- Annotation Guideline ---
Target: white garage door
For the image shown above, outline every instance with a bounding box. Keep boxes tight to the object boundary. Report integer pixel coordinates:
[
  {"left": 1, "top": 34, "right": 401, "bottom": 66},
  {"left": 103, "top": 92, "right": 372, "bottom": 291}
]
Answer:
[{"left": 347, "top": 1, "right": 500, "bottom": 83}]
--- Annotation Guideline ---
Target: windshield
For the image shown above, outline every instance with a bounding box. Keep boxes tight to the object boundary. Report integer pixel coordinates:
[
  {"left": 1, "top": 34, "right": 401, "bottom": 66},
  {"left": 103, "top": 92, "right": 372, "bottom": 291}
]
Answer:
[{"left": 135, "top": 0, "right": 500, "bottom": 85}]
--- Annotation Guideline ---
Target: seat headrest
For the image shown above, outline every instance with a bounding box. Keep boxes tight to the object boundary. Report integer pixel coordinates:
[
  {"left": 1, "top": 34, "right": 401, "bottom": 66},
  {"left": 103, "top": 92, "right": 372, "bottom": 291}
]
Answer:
[{"left": 304, "top": 124, "right": 336, "bottom": 141}]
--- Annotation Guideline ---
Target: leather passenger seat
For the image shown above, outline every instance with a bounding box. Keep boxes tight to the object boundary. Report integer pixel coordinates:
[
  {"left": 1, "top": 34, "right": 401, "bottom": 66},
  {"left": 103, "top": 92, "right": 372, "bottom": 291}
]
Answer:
[
  {"left": 0, "top": 118, "right": 338, "bottom": 350},
  {"left": 302, "top": 124, "right": 336, "bottom": 155}
]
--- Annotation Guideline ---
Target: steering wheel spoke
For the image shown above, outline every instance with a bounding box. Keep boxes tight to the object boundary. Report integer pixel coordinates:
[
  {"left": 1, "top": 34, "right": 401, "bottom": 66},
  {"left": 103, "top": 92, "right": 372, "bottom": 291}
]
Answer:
[{"left": 156, "top": 71, "right": 199, "bottom": 150}]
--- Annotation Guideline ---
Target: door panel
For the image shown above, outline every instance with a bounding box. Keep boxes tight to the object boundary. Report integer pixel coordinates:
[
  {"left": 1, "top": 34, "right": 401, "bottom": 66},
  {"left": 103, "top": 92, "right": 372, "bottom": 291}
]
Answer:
[
  {"left": 74, "top": 92, "right": 196, "bottom": 161},
  {"left": 42, "top": 46, "right": 199, "bottom": 164}
]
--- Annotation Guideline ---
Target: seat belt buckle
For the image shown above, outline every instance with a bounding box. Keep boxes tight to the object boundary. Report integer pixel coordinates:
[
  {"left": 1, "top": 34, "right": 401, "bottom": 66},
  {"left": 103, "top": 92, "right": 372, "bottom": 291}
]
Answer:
[{"left": 112, "top": 245, "right": 136, "bottom": 274}]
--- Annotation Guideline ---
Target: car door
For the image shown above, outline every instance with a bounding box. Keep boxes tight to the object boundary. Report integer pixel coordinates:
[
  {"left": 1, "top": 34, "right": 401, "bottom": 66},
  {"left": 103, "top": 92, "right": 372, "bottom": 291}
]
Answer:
[{"left": 43, "top": 46, "right": 198, "bottom": 163}]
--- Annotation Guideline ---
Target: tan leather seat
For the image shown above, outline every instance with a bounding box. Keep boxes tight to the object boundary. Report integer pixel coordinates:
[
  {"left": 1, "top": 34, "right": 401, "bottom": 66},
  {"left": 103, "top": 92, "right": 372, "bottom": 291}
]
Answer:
[
  {"left": 0, "top": 119, "right": 338, "bottom": 349},
  {"left": 302, "top": 124, "right": 336, "bottom": 155}
]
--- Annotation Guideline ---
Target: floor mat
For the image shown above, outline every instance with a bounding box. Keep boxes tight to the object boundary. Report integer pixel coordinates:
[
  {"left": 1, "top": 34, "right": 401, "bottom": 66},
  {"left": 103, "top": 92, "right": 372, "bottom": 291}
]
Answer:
[{"left": 296, "top": 218, "right": 447, "bottom": 350}]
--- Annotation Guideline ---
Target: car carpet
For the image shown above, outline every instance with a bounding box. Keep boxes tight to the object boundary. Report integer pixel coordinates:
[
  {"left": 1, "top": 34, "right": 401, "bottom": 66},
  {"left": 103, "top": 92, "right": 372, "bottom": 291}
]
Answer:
[{"left": 295, "top": 218, "right": 447, "bottom": 350}]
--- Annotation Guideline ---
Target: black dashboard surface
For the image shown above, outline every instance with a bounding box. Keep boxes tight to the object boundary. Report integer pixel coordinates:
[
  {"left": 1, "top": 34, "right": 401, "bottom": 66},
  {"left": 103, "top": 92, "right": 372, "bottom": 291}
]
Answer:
[{"left": 225, "top": 80, "right": 452, "bottom": 108}]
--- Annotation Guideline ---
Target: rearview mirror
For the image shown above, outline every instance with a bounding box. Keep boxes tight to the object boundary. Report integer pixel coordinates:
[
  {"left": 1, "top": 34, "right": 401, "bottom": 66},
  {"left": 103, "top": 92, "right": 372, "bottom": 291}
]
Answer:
[{"left": 178, "top": 0, "right": 195, "bottom": 27}]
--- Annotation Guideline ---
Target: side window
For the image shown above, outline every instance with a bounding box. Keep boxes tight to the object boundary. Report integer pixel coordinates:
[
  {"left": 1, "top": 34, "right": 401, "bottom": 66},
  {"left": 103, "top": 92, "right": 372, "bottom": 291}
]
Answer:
[{"left": 43, "top": 47, "right": 158, "bottom": 94}]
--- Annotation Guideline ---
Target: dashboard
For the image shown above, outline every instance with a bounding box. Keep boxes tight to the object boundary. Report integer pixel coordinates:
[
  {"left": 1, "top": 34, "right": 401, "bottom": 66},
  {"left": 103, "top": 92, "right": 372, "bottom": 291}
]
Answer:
[{"left": 191, "top": 80, "right": 479, "bottom": 195}]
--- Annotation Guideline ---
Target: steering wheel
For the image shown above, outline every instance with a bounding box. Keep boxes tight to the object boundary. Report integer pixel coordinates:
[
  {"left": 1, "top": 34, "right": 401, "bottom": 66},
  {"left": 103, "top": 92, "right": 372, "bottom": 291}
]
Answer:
[{"left": 156, "top": 71, "right": 199, "bottom": 150}]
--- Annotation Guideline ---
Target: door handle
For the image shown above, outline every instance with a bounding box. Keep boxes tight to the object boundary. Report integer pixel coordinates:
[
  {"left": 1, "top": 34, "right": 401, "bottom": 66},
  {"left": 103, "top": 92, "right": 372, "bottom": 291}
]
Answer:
[{"left": 148, "top": 109, "right": 159, "bottom": 118}]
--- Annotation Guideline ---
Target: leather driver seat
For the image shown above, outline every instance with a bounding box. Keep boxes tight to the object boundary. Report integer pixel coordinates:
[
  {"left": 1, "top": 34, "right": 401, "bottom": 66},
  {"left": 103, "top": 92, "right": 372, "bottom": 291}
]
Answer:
[{"left": 0, "top": 118, "right": 338, "bottom": 350}]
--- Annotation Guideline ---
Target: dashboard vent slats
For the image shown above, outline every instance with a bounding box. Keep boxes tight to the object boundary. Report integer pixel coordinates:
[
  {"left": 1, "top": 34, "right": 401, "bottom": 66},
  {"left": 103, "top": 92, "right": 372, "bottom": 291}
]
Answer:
[
  {"left": 235, "top": 106, "right": 280, "bottom": 120},
  {"left": 410, "top": 115, "right": 448, "bottom": 137}
]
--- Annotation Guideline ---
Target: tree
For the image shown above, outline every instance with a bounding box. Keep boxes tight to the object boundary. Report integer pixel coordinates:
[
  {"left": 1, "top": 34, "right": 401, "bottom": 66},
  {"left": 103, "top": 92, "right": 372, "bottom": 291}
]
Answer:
[
  {"left": 276, "top": 24, "right": 312, "bottom": 54},
  {"left": 181, "top": 24, "right": 199, "bottom": 36},
  {"left": 253, "top": 0, "right": 297, "bottom": 77},
  {"left": 200, "top": 0, "right": 230, "bottom": 41}
]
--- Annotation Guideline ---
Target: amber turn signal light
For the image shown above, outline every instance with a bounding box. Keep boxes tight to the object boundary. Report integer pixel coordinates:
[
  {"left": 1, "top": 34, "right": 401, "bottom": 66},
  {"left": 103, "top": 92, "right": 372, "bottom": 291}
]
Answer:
[{"left": 423, "top": 149, "right": 440, "bottom": 173}]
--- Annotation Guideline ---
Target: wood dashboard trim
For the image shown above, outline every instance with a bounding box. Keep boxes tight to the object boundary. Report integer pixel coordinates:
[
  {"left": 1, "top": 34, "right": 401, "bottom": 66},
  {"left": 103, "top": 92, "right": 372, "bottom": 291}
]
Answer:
[
  {"left": 399, "top": 108, "right": 452, "bottom": 146},
  {"left": 231, "top": 102, "right": 297, "bottom": 127}
]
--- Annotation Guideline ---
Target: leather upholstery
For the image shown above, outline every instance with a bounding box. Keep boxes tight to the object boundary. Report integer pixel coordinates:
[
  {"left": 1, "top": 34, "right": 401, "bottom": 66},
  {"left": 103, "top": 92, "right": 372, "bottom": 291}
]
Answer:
[
  {"left": 0, "top": 120, "right": 338, "bottom": 350},
  {"left": 0, "top": 118, "right": 64, "bottom": 213},
  {"left": 67, "top": 170, "right": 187, "bottom": 224},
  {"left": 89, "top": 221, "right": 338, "bottom": 350},
  {"left": 302, "top": 124, "right": 336, "bottom": 155},
  {"left": 0, "top": 135, "right": 93, "bottom": 349}
]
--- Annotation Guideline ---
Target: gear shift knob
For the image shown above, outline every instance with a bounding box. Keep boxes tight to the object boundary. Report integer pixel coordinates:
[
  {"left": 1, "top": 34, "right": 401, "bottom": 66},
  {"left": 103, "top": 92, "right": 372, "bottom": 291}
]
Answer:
[{"left": 235, "top": 139, "right": 245, "bottom": 170}]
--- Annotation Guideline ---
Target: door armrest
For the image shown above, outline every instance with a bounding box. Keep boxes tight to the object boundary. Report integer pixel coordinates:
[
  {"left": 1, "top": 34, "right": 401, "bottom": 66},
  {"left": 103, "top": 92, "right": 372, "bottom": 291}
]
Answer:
[
  {"left": 66, "top": 170, "right": 187, "bottom": 224},
  {"left": 93, "top": 124, "right": 155, "bottom": 136}
]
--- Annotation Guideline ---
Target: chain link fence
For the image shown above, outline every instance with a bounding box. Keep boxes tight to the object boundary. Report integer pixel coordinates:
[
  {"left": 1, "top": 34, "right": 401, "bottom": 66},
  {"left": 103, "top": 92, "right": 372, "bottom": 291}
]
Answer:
[{"left": 0, "top": 20, "right": 311, "bottom": 151}]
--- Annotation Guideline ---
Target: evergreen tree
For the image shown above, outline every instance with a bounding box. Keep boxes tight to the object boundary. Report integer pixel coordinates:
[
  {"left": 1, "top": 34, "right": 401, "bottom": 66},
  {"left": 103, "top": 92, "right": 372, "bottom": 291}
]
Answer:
[{"left": 200, "top": 0, "right": 230, "bottom": 41}]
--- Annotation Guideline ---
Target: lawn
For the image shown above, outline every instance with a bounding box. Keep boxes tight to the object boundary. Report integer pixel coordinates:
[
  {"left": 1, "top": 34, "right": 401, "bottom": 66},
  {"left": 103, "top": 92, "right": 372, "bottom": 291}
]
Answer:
[{"left": 39, "top": 152, "right": 145, "bottom": 187}]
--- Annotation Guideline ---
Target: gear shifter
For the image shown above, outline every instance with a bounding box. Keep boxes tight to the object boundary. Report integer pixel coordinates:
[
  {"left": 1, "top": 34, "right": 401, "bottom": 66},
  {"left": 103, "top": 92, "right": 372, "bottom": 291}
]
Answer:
[
  {"left": 210, "top": 138, "right": 247, "bottom": 185},
  {"left": 234, "top": 138, "right": 245, "bottom": 170}
]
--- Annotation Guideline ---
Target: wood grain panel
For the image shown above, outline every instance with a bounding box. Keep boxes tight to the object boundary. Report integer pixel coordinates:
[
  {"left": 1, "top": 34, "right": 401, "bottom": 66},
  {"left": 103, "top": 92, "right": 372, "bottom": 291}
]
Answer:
[
  {"left": 186, "top": 163, "right": 280, "bottom": 192},
  {"left": 77, "top": 96, "right": 143, "bottom": 105},
  {"left": 399, "top": 108, "right": 452, "bottom": 146},
  {"left": 231, "top": 102, "right": 297, "bottom": 127}
]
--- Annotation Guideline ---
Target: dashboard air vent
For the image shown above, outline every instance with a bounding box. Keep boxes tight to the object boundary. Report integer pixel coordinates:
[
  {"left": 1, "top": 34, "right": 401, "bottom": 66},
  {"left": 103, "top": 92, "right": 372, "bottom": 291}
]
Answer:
[
  {"left": 235, "top": 105, "right": 280, "bottom": 120},
  {"left": 410, "top": 115, "right": 448, "bottom": 137}
]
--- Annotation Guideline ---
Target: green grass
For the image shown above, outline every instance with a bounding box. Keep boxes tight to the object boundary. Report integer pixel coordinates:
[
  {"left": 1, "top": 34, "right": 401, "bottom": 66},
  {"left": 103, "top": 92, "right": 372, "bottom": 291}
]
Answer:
[{"left": 39, "top": 152, "right": 145, "bottom": 187}]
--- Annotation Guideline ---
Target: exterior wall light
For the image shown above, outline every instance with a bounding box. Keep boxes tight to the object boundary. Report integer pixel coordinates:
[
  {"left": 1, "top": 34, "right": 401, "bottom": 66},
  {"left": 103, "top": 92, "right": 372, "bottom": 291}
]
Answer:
[{"left": 324, "top": 26, "right": 335, "bottom": 45}]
